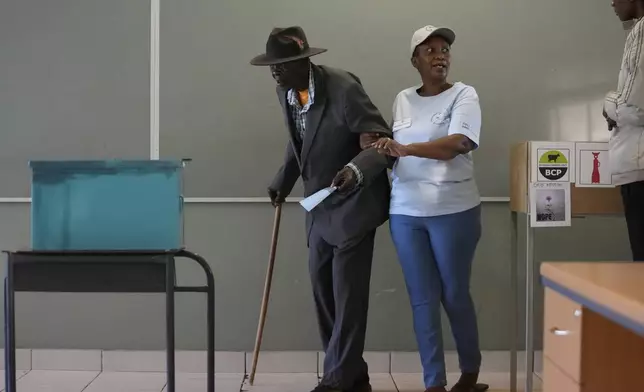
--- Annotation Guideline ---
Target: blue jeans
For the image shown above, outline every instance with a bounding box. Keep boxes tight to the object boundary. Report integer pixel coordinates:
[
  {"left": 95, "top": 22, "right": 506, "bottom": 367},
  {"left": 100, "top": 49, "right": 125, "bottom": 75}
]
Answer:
[{"left": 390, "top": 206, "right": 482, "bottom": 388}]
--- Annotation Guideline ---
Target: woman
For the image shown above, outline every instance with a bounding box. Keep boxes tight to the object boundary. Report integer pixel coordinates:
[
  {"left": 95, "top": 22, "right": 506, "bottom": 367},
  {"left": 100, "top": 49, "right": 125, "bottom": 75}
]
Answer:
[{"left": 372, "top": 26, "right": 486, "bottom": 392}]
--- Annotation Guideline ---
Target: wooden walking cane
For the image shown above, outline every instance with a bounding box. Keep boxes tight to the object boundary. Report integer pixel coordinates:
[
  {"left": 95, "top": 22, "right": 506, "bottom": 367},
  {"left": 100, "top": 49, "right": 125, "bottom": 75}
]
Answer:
[{"left": 249, "top": 203, "right": 282, "bottom": 385}]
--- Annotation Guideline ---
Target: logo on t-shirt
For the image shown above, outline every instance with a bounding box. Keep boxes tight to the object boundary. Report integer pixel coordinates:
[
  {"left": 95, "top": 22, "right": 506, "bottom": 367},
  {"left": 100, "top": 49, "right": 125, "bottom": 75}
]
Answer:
[{"left": 431, "top": 111, "right": 449, "bottom": 125}]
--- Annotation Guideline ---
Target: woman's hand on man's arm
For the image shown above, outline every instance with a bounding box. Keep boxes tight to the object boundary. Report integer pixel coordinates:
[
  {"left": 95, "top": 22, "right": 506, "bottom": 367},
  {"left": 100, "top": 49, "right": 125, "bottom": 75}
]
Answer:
[
  {"left": 371, "top": 137, "right": 409, "bottom": 157},
  {"left": 359, "top": 132, "right": 388, "bottom": 149},
  {"left": 371, "top": 134, "right": 474, "bottom": 160}
]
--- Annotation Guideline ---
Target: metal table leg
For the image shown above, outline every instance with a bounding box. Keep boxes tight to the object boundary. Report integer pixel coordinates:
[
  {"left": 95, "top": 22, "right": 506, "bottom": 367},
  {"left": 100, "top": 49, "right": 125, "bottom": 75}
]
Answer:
[
  {"left": 4, "top": 278, "right": 10, "bottom": 392},
  {"left": 524, "top": 216, "right": 535, "bottom": 392},
  {"left": 5, "top": 256, "right": 16, "bottom": 392},
  {"left": 178, "top": 250, "right": 215, "bottom": 392},
  {"left": 510, "top": 211, "right": 518, "bottom": 392},
  {"left": 206, "top": 274, "right": 215, "bottom": 392},
  {"left": 166, "top": 257, "right": 176, "bottom": 392}
]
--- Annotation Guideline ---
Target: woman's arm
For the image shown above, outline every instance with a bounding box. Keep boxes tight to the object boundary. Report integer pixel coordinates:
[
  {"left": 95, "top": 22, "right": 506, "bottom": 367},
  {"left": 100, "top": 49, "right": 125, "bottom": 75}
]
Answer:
[
  {"left": 372, "top": 134, "right": 472, "bottom": 160},
  {"left": 405, "top": 134, "right": 474, "bottom": 160},
  {"left": 374, "top": 86, "right": 481, "bottom": 160}
]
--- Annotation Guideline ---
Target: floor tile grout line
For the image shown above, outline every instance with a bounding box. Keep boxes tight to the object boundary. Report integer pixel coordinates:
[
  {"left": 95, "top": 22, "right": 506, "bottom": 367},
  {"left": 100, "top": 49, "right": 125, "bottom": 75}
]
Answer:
[
  {"left": 17, "top": 369, "right": 31, "bottom": 381},
  {"left": 79, "top": 371, "right": 102, "bottom": 392},
  {"left": 388, "top": 372, "right": 401, "bottom": 392},
  {"left": 162, "top": 377, "right": 168, "bottom": 392},
  {"left": 158, "top": 375, "right": 167, "bottom": 392},
  {"left": 2, "top": 368, "right": 32, "bottom": 392}
]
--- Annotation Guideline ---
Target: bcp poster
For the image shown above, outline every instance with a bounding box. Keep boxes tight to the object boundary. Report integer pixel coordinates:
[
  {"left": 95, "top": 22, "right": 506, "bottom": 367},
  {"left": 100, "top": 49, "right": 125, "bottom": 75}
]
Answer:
[{"left": 530, "top": 141, "right": 575, "bottom": 183}]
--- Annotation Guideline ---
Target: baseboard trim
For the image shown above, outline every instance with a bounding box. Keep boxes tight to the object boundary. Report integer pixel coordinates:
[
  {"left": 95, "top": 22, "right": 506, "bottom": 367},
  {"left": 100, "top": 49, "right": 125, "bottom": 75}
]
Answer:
[{"left": 0, "top": 349, "right": 542, "bottom": 374}]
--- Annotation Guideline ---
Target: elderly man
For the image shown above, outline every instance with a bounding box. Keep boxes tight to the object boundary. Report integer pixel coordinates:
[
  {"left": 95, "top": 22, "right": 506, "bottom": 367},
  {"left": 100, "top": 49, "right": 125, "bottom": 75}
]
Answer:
[{"left": 250, "top": 26, "right": 391, "bottom": 392}]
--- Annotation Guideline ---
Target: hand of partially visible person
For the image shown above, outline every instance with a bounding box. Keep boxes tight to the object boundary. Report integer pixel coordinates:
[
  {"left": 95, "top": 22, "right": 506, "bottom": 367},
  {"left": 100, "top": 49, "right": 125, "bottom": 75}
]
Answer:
[
  {"left": 359, "top": 132, "right": 382, "bottom": 149},
  {"left": 603, "top": 109, "right": 617, "bottom": 131},
  {"left": 267, "top": 188, "right": 285, "bottom": 207},
  {"left": 372, "top": 137, "right": 409, "bottom": 157},
  {"left": 331, "top": 167, "right": 357, "bottom": 193}
]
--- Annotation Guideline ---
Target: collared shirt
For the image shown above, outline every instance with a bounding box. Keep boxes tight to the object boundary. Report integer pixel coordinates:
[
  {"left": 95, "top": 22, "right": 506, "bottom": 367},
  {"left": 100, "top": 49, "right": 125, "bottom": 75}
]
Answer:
[
  {"left": 286, "top": 65, "right": 363, "bottom": 186},
  {"left": 287, "top": 64, "right": 315, "bottom": 141}
]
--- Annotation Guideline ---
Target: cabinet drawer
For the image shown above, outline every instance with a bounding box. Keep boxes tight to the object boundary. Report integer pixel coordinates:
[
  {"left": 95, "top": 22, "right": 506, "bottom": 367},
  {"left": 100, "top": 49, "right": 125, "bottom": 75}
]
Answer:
[
  {"left": 543, "top": 357, "right": 580, "bottom": 392},
  {"left": 543, "top": 288, "right": 582, "bottom": 382}
]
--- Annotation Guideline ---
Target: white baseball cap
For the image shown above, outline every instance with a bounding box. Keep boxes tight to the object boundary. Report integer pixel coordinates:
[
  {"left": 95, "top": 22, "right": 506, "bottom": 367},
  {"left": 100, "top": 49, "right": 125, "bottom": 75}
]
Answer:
[{"left": 410, "top": 25, "right": 456, "bottom": 56}]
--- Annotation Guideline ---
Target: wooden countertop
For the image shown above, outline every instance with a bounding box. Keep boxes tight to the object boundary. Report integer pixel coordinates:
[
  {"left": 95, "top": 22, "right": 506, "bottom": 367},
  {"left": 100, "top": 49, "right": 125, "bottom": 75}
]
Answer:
[{"left": 540, "top": 262, "right": 644, "bottom": 335}]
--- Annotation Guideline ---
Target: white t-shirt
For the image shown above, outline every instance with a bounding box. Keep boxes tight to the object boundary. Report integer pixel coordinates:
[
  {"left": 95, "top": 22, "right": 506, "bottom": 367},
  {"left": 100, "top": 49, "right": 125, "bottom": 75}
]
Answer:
[{"left": 390, "top": 82, "right": 482, "bottom": 217}]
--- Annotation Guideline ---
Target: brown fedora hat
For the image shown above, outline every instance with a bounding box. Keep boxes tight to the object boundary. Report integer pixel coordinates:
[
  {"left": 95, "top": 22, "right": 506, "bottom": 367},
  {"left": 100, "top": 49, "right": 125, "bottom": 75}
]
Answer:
[{"left": 250, "top": 26, "right": 327, "bottom": 66}]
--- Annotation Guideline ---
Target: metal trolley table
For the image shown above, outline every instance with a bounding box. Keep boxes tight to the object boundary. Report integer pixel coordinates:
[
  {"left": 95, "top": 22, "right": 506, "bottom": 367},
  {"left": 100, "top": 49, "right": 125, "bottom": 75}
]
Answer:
[{"left": 3, "top": 249, "right": 215, "bottom": 392}]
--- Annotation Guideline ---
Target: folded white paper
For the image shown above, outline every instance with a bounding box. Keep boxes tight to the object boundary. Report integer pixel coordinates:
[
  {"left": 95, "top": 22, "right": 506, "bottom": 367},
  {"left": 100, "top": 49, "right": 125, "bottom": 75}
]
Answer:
[{"left": 299, "top": 187, "right": 337, "bottom": 212}]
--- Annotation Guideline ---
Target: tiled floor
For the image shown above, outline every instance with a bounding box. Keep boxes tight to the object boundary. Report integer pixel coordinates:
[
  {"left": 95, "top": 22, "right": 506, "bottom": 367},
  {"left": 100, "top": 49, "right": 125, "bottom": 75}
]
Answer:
[{"left": 0, "top": 371, "right": 541, "bottom": 392}]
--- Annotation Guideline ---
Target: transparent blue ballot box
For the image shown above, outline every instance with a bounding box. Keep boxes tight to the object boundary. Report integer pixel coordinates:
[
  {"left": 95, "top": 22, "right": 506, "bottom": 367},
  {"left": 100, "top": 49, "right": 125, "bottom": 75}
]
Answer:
[{"left": 29, "top": 160, "right": 186, "bottom": 250}]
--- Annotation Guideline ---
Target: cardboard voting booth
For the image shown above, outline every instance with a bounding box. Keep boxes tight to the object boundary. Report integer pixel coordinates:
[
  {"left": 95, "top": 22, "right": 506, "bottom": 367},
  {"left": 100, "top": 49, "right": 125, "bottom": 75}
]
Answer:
[
  {"left": 508, "top": 141, "right": 623, "bottom": 392},
  {"left": 510, "top": 141, "right": 623, "bottom": 216}
]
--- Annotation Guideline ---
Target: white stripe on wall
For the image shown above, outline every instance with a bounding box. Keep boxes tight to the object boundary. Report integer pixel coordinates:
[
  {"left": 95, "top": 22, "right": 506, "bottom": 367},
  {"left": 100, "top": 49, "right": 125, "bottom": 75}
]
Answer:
[
  {"left": 0, "top": 197, "right": 510, "bottom": 204},
  {"left": 149, "top": 0, "right": 160, "bottom": 160}
]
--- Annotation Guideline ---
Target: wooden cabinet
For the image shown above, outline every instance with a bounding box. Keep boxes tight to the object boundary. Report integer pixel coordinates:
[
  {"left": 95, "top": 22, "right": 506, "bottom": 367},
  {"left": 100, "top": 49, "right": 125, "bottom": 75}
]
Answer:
[
  {"left": 543, "top": 289, "right": 582, "bottom": 389},
  {"left": 543, "top": 358, "right": 580, "bottom": 392},
  {"left": 543, "top": 289, "right": 582, "bottom": 383},
  {"left": 542, "top": 287, "right": 644, "bottom": 392}
]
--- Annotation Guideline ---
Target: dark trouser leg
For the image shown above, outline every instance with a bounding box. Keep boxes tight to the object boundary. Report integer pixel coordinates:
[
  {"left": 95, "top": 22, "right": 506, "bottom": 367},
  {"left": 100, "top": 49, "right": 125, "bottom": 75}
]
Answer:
[
  {"left": 320, "top": 230, "right": 376, "bottom": 390},
  {"left": 309, "top": 227, "right": 336, "bottom": 352},
  {"left": 621, "top": 181, "right": 644, "bottom": 261}
]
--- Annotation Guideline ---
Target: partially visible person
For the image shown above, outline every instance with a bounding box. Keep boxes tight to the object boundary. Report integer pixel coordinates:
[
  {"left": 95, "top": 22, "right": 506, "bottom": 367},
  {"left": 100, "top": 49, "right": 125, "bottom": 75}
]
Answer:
[
  {"left": 250, "top": 27, "right": 392, "bottom": 392},
  {"left": 605, "top": 0, "right": 644, "bottom": 261},
  {"left": 372, "top": 26, "right": 487, "bottom": 392}
]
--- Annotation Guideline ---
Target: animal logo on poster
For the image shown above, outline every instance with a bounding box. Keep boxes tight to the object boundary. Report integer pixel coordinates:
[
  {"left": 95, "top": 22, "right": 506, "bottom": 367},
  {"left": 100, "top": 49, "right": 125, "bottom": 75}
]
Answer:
[
  {"left": 591, "top": 152, "right": 601, "bottom": 184},
  {"left": 537, "top": 149, "right": 569, "bottom": 181}
]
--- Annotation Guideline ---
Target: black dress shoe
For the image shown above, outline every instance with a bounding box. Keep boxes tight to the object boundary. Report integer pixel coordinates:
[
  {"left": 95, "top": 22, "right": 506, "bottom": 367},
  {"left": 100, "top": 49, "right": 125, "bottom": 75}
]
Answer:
[
  {"left": 311, "top": 385, "right": 342, "bottom": 392},
  {"left": 450, "top": 384, "right": 489, "bottom": 392},
  {"left": 348, "top": 379, "right": 372, "bottom": 392},
  {"left": 449, "top": 372, "right": 489, "bottom": 392},
  {"left": 425, "top": 386, "right": 448, "bottom": 392}
]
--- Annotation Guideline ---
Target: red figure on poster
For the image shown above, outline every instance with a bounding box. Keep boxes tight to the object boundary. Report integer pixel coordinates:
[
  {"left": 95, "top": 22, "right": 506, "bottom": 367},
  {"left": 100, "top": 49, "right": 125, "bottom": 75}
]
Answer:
[{"left": 591, "top": 152, "right": 601, "bottom": 184}]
